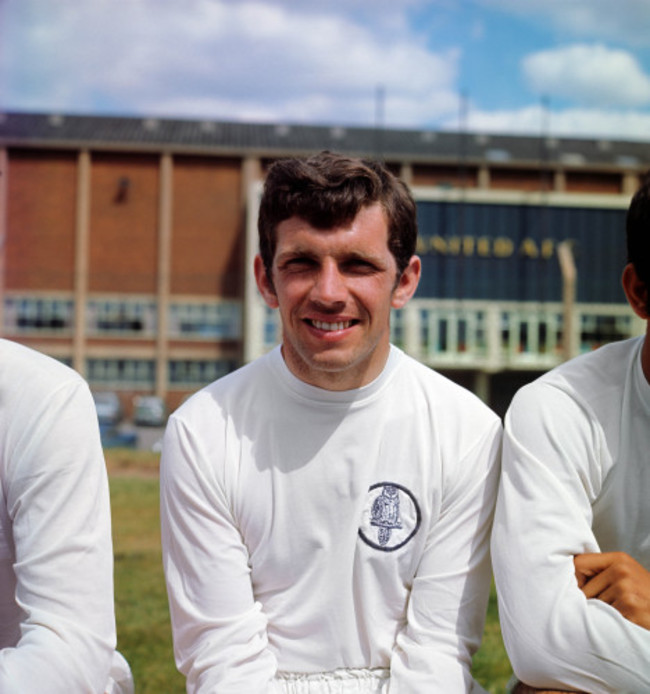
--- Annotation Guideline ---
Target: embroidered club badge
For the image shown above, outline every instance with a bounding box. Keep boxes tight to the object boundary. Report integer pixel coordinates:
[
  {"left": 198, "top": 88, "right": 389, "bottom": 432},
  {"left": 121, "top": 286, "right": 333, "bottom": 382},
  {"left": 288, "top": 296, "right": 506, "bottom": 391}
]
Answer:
[{"left": 358, "top": 482, "right": 421, "bottom": 552}]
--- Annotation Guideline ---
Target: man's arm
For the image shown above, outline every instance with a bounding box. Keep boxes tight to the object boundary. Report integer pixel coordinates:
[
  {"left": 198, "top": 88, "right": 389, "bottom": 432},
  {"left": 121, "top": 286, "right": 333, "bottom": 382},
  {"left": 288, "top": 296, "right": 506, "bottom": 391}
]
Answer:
[
  {"left": 388, "top": 419, "right": 502, "bottom": 693},
  {"left": 0, "top": 379, "right": 118, "bottom": 692},
  {"left": 492, "top": 384, "right": 650, "bottom": 694},
  {"left": 512, "top": 554, "right": 650, "bottom": 694},
  {"left": 160, "top": 410, "right": 277, "bottom": 693}
]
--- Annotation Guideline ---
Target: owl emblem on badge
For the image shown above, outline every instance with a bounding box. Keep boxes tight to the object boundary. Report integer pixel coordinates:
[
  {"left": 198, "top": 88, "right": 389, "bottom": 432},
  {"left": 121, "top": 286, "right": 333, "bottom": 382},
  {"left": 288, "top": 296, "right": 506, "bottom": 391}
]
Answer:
[
  {"left": 359, "top": 481, "right": 421, "bottom": 552},
  {"left": 370, "top": 484, "right": 403, "bottom": 546}
]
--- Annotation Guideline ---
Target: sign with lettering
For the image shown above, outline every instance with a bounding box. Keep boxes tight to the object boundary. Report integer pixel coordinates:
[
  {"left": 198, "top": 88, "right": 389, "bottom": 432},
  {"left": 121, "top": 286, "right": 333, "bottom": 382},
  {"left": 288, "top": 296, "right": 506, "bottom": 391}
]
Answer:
[
  {"left": 414, "top": 200, "right": 627, "bottom": 303},
  {"left": 416, "top": 235, "right": 557, "bottom": 259}
]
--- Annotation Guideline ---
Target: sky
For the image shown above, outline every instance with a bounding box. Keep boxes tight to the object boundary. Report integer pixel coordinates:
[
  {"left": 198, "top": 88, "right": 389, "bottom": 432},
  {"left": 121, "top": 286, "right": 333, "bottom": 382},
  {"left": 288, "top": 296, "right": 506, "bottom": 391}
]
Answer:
[{"left": 2, "top": 0, "right": 650, "bottom": 141}]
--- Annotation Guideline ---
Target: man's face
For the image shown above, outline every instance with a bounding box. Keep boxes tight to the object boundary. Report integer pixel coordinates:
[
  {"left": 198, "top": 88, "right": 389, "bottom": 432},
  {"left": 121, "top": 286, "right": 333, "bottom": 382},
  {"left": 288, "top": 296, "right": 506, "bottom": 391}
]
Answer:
[{"left": 254, "top": 202, "right": 420, "bottom": 390}]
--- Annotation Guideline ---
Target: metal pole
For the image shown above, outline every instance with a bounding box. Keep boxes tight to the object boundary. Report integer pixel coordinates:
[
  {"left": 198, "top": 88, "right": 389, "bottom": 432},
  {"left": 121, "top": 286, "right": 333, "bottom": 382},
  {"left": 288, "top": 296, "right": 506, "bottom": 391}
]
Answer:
[{"left": 557, "top": 240, "right": 577, "bottom": 361}]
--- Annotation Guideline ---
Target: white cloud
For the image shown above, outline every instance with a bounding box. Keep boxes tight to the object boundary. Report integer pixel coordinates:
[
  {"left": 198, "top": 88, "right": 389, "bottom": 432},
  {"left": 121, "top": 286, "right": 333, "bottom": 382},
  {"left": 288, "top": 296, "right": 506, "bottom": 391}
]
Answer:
[
  {"left": 522, "top": 44, "right": 650, "bottom": 108},
  {"left": 4, "top": 0, "right": 650, "bottom": 143},
  {"left": 0, "top": 0, "right": 461, "bottom": 127}
]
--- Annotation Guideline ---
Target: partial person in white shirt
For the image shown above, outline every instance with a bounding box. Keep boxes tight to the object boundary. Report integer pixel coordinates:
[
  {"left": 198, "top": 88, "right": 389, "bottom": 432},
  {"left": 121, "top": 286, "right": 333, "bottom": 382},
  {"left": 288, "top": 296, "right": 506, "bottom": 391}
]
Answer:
[
  {"left": 0, "top": 339, "right": 133, "bottom": 693},
  {"left": 160, "top": 151, "right": 502, "bottom": 693},
  {"left": 492, "top": 172, "right": 650, "bottom": 693}
]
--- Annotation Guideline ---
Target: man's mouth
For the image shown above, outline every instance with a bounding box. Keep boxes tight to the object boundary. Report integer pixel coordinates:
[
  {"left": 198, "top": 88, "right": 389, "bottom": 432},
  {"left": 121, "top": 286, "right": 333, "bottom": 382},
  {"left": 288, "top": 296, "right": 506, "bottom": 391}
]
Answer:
[{"left": 308, "top": 319, "right": 356, "bottom": 331}]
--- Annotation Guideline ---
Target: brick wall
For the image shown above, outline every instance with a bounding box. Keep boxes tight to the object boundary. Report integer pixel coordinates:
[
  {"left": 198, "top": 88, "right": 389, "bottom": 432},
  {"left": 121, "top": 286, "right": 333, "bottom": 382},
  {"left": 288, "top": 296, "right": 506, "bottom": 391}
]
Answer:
[
  {"left": 89, "top": 152, "right": 160, "bottom": 294},
  {"left": 6, "top": 150, "right": 77, "bottom": 290},
  {"left": 171, "top": 156, "right": 243, "bottom": 298}
]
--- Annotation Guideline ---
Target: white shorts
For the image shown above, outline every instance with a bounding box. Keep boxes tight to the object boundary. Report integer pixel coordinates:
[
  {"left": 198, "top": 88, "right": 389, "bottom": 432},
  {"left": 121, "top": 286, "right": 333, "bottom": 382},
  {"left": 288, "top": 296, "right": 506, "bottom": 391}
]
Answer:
[{"left": 270, "top": 667, "right": 390, "bottom": 694}]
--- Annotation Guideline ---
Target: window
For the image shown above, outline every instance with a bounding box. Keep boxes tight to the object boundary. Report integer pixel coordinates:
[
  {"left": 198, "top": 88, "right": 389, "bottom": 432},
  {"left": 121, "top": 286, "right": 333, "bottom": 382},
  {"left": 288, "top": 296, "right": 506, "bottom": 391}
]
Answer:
[
  {"left": 262, "top": 305, "right": 280, "bottom": 349},
  {"left": 169, "top": 359, "right": 237, "bottom": 387},
  {"left": 580, "top": 314, "right": 632, "bottom": 351},
  {"left": 169, "top": 301, "right": 241, "bottom": 339},
  {"left": 87, "top": 299, "right": 156, "bottom": 336},
  {"left": 390, "top": 308, "right": 404, "bottom": 348},
  {"left": 4, "top": 296, "right": 74, "bottom": 334},
  {"left": 87, "top": 359, "right": 155, "bottom": 388}
]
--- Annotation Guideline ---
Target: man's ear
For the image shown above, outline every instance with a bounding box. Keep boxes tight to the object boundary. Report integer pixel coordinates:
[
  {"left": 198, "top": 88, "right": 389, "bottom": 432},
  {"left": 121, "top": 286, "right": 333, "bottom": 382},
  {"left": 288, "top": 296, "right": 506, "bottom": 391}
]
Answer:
[
  {"left": 254, "top": 255, "right": 279, "bottom": 309},
  {"left": 622, "top": 262, "right": 649, "bottom": 319},
  {"left": 391, "top": 255, "right": 422, "bottom": 309}
]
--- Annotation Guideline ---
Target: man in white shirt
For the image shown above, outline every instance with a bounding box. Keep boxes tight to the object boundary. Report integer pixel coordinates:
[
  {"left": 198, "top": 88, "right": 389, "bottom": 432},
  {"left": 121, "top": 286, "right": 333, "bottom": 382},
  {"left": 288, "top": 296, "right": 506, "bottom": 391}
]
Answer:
[
  {"left": 161, "top": 151, "right": 502, "bottom": 693},
  {"left": 492, "top": 173, "right": 650, "bottom": 693},
  {"left": 0, "top": 339, "right": 133, "bottom": 693}
]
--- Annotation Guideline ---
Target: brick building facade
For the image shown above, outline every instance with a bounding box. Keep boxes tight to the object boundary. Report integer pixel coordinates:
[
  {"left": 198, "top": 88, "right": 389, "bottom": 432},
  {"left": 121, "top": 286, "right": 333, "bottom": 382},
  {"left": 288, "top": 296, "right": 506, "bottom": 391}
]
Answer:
[{"left": 1, "top": 112, "right": 648, "bottom": 415}]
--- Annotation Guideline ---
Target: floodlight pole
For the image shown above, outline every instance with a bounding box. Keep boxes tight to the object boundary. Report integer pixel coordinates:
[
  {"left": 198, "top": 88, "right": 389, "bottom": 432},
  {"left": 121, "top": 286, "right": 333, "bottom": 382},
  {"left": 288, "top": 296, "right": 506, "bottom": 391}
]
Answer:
[{"left": 557, "top": 240, "right": 578, "bottom": 361}]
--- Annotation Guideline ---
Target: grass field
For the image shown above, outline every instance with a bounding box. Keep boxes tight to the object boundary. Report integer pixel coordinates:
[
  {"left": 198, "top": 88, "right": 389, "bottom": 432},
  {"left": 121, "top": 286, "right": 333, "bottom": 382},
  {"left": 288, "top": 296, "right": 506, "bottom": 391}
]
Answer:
[{"left": 107, "top": 450, "right": 512, "bottom": 693}]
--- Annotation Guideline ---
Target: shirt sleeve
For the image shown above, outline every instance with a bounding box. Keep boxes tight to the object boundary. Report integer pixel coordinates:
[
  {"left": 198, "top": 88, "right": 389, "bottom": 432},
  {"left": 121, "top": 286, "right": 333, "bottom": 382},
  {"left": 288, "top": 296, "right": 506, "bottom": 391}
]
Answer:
[
  {"left": 388, "top": 418, "right": 502, "bottom": 693},
  {"left": 160, "top": 413, "right": 277, "bottom": 693},
  {"left": 0, "top": 378, "right": 118, "bottom": 693},
  {"left": 491, "top": 383, "right": 650, "bottom": 693}
]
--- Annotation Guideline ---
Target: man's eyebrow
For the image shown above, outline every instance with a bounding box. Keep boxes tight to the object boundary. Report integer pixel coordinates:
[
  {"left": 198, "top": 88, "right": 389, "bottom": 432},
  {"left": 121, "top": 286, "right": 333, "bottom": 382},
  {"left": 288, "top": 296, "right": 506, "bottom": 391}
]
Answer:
[
  {"left": 275, "top": 248, "right": 319, "bottom": 262},
  {"left": 342, "top": 250, "right": 382, "bottom": 263},
  {"left": 276, "top": 249, "right": 385, "bottom": 265}
]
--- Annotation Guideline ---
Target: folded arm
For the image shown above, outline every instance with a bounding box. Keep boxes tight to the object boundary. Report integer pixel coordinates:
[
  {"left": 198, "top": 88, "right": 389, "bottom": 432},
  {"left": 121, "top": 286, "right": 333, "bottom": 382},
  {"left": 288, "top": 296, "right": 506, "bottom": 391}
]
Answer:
[
  {"left": 492, "top": 385, "right": 650, "bottom": 694},
  {"left": 513, "top": 553, "right": 650, "bottom": 694}
]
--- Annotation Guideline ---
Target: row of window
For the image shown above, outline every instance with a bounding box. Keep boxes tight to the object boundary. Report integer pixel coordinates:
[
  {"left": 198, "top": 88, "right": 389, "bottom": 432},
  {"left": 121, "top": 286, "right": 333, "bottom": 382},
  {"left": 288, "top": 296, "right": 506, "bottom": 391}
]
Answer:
[
  {"left": 3, "top": 297, "right": 242, "bottom": 339},
  {"left": 84, "top": 358, "right": 238, "bottom": 388},
  {"left": 414, "top": 309, "right": 633, "bottom": 357},
  {"left": 260, "top": 304, "right": 635, "bottom": 357}
]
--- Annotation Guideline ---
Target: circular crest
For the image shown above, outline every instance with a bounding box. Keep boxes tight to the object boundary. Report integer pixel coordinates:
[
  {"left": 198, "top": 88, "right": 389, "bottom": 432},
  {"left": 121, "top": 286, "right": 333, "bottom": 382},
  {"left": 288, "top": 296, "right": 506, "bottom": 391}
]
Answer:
[{"left": 358, "top": 481, "right": 421, "bottom": 552}]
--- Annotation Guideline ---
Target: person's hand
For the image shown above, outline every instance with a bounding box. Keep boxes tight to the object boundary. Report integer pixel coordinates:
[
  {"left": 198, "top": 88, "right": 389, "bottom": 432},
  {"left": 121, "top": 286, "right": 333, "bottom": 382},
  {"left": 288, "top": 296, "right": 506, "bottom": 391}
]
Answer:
[{"left": 574, "top": 552, "right": 650, "bottom": 630}]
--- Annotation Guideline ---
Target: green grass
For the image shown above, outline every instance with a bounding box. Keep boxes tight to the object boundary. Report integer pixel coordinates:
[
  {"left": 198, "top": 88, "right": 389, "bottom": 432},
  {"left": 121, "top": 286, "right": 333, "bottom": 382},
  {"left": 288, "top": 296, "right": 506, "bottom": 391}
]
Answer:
[
  {"left": 108, "top": 451, "right": 185, "bottom": 694},
  {"left": 473, "top": 586, "right": 514, "bottom": 692},
  {"left": 107, "top": 450, "right": 512, "bottom": 693}
]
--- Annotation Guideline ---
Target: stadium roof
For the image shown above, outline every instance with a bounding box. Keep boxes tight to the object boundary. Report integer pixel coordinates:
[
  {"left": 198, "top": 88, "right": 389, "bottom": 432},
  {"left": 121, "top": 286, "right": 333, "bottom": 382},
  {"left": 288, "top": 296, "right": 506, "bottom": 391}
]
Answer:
[{"left": 1, "top": 111, "right": 649, "bottom": 170}]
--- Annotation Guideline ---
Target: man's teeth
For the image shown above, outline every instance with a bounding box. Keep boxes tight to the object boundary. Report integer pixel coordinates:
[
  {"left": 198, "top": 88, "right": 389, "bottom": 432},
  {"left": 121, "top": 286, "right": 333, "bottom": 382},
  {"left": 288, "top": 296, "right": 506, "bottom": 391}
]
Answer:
[{"left": 311, "top": 320, "right": 351, "bottom": 331}]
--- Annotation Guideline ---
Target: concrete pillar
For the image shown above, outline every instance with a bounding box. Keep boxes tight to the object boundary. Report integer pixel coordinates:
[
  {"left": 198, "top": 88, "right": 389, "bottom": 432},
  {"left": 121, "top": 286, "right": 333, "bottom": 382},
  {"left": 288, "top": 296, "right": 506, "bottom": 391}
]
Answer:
[
  {"left": 242, "top": 157, "right": 264, "bottom": 364},
  {"left": 0, "top": 149, "right": 7, "bottom": 336},
  {"left": 155, "top": 152, "right": 173, "bottom": 399},
  {"left": 485, "top": 304, "right": 502, "bottom": 371},
  {"left": 554, "top": 170, "right": 566, "bottom": 192},
  {"left": 477, "top": 165, "right": 490, "bottom": 189},
  {"left": 622, "top": 172, "right": 639, "bottom": 197},
  {"left": 73, "top": 150, "right": 91, "bottom": 375},
  {"left": 402, "top": 302, "right": 421, "bottom": 360},
  {"left": 399, "top": 163, "right": 413, "bottom": 186}
]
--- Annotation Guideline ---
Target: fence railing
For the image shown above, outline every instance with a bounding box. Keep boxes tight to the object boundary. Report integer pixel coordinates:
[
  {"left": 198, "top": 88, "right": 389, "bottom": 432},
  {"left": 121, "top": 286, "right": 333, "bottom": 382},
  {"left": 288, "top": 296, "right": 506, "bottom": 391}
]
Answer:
[{"left": 254, "top": 299, "right": 644, "bottom": 372}]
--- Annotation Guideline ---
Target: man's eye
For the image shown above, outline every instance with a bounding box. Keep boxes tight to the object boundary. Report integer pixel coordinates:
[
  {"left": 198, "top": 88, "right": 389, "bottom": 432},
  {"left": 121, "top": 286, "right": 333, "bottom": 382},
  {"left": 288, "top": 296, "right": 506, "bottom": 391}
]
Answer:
[
  {"left": 284, "top": 258, "right": 316, "bottom": 270},
  {"left": 345, "top": 260, "right": 377, "bottom": 273}
]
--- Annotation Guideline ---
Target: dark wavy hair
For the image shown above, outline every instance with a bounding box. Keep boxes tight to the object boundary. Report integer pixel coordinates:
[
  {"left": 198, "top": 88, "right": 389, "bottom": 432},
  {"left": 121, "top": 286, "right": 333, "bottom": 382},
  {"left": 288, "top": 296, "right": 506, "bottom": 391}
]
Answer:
[
  {"left": 257, "top": 151, "right": 417, "bottom": 279},
  {"left": 626, "top": 170, "right": 650, "bottom": 309}
]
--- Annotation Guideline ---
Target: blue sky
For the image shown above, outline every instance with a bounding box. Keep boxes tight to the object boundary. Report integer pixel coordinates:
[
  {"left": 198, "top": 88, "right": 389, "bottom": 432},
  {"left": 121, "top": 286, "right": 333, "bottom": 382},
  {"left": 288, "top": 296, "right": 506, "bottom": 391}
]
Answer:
[{"left": 3, "top": 0, "right": 650, "bottom": 141}]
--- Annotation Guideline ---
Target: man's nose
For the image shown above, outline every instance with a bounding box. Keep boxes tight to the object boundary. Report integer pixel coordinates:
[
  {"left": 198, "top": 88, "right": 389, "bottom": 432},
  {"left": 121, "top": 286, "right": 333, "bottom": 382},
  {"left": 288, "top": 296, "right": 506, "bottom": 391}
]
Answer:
[{"left": 311, "top": 261, "right": 347, "bottom": 304}]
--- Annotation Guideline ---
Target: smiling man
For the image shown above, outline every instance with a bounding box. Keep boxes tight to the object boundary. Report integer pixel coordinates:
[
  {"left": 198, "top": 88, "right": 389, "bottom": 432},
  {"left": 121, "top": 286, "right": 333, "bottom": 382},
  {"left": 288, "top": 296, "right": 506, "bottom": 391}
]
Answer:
[
  {"left": 255, "top": 202, "right": 411, "bottom": 390},
  {"left": 160, "top": 151, "right": 502, "bottom": 693}
]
